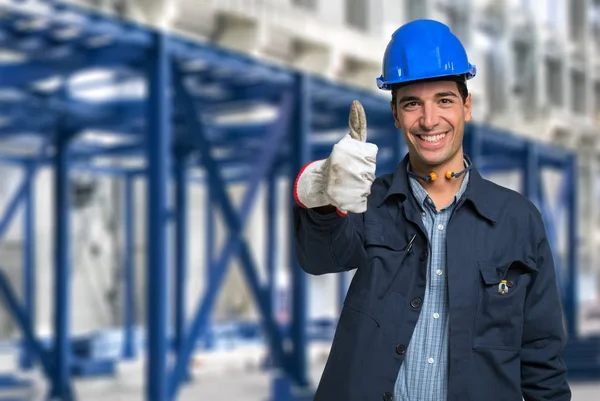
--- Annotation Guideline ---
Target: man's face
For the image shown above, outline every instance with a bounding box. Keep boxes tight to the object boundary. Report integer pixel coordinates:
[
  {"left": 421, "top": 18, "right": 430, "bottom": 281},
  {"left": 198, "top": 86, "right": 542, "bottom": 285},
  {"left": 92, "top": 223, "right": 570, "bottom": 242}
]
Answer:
[{"left": 391, "top": 79, "right": 472, "bottom": 168}]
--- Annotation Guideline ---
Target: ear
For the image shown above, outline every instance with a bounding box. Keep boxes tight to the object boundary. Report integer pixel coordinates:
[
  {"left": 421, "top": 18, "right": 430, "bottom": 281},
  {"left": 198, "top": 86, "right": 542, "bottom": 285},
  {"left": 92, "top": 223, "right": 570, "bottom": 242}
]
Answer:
[
  {"left": 463, "top": 93, "right": 472, "bottom": 122},
  {"left": 390, "top": 102, "right": 402, "bottom": 129}
]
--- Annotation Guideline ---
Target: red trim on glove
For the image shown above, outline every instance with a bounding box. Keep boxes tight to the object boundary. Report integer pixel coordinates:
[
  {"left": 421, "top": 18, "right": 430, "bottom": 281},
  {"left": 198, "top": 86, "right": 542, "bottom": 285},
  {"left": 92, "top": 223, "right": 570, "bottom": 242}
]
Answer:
[
  {"left": 293, "top": 159, "right": 347, "bottom": 217},
  {"left": 293, "top": 160, "right": 320, "bottom": 209}
]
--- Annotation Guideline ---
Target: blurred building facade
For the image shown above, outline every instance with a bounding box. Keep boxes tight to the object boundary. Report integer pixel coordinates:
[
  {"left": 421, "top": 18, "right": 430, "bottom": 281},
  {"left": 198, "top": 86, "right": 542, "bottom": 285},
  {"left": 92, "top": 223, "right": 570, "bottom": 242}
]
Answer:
[
  {"left": 0, "top": 2, "right": 594, "bottom": 399},
  {"left": 15, "top": 0, "right": 595, "bottom": 334}
]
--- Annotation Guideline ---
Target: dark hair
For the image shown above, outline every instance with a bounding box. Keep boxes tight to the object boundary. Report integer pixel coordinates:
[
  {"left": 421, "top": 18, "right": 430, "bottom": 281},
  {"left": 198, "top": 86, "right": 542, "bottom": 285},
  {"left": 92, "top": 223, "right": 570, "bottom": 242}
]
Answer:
[{"left": 390, "top": 75, "right": 469, "bottom": 106}]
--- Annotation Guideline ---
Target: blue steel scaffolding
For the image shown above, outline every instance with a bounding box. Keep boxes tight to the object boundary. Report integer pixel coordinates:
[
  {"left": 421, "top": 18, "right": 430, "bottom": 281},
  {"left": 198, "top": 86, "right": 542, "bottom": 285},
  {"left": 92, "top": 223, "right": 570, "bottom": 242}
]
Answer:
[{"left": 0, "top": 2, "right": 596, "bottom": 401}]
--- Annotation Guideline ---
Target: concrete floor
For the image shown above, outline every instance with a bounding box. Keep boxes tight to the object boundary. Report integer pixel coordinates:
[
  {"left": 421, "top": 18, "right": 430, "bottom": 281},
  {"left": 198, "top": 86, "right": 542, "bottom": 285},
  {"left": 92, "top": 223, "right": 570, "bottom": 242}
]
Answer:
[
  {"left": 0, "top": 343, "right": 598, "bottom": 400},
  {"left": 77, "top": 362, "right": 600, "bottom": 401},
  {"left": 1, "top": 358, "right": 598, "bottom": 400}
]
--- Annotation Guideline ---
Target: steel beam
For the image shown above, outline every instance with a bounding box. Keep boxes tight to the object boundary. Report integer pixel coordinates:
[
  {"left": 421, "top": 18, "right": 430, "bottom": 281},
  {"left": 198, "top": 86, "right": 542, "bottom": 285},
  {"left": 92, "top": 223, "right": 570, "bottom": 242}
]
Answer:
[
  {"left": 289, "top": 73, "right": 311, "bottom": 390},
  {"left": 145, "top": 31, "right": 172, "bottom": 401},
  {"left": 49, "top": 125, "right": 74, "bottom": 400},
  {"left": 168, "top": 60, "right": 295, "bottom": 399},
  {"left": 266, "top": 169, "right": 278, "bottom": 320},
  {"left": 565, "top": 155, "right": 578, "bottom": 337},
  {"left": 0, "top": 269, "right": 53, "bottom": 378},
  {"left": 122, "top": 175, "right": 136, "bottom": 359},
  {"left": 19, "top": 162, "right": 35, "bottom": 370},
  {"left": 173, "top": 151, "right": 189, "bottom": 383}
]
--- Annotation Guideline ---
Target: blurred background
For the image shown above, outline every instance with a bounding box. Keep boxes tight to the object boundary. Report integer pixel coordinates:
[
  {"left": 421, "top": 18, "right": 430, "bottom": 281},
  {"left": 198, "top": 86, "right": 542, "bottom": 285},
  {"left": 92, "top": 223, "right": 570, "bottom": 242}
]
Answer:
[{"left": 0, "top": 0, "right": 597, "bottom": 399}]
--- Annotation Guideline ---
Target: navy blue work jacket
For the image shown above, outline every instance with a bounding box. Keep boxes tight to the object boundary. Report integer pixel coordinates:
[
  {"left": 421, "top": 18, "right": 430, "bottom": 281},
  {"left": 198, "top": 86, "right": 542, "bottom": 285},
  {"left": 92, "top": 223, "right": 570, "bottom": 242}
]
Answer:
[{"left": 293, "top": 154, "right": 571, "bottom": 401}]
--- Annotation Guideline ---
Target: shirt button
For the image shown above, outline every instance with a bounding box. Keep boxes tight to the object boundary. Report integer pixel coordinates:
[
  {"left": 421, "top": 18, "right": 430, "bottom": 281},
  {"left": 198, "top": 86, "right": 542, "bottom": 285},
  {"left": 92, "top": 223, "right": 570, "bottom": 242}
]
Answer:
[
  {"left": 436, "top": 269, "right": 443, "bottom": 276},
  {"left": 395, "top": 344, "right": 406, "bottom": 355},
  {"left": 410, "top": 297, "right": 422, "bottom": 309},
  {"left": 428, "top": 357, "right": 434, "bottom": 364},
  {"left": 433, "top": 313, "right": 439, "bottom": 319},
  {"left": 437, "top": 224, "right": 444, "bottom": 231},
  {"left": 421, "top": 211, "right": 426, "bottom": 216}
]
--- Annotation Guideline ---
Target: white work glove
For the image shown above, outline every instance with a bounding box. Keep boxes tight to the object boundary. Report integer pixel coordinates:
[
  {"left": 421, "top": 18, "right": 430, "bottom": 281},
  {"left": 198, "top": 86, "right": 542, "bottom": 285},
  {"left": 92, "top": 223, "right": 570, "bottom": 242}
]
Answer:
[{"left": 294, "top": 100, "right": 378, "bottom": 215}]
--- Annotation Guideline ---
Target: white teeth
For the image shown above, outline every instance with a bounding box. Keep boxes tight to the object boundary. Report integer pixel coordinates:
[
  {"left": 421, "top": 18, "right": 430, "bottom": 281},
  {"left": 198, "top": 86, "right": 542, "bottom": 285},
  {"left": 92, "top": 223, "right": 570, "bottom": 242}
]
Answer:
[{"left": 420, "top": 133, "right": 446, "bottom": 142}]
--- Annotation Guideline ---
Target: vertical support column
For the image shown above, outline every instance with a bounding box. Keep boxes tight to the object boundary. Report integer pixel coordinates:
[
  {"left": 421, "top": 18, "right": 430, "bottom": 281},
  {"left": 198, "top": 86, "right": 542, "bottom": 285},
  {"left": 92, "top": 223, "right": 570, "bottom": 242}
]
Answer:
[
  {"left": 122, "top": 175, "right": 136, "bottom": 359},
  {"left": 266, "top": 169, "right": 278, "bottom": 318},
  {"left": 146, "top": 31, "right": 172, "bottom": 401},
  {"left": 205, "top": 184, "right": 215, "bottom": 289},
  {"left": 593, "top": 154, "right": 600, "bottom": 310},
  {"left": 20, "top": 163, "right": 35, "bottom": 370},
  {"left": 174, "top": 152, "right": 189, "bottom": 380},
  {"left": 576, "top": 146, "right": 593, "bottom": 318},
  {"left": 289, "top": 72, "right": 311, "bottom": 389},
  {"left": 466, "top": 124, "right": 482, "bottom": 166},
  {"left": 204, "top": 184, "right": 215, "bottom": 350},
  {"left": 565, "top": 154, "right": 578, "bottom": 337},
  {"left": 49, "top": 128, "right": 72, "bottom": 400},
  {"left": 524, "top": 143, "right": 539, "bottom": 205}
]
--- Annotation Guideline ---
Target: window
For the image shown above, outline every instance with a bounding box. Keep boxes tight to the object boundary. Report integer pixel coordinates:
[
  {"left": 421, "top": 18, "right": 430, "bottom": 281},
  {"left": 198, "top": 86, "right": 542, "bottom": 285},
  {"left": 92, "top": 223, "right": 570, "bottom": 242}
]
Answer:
[
  {"left": 513, "top": 41, "right": 536, "bottom": 120},
  {"left": 592, "top": 1, "right": 600, "bottom": 50},
  {"left": 293, "top": 0, "right": 317, "bottom": 10},
  {"left": 406, "top": 0, "right": 427, "bottom": 21},
  {"left": 545, "top": 58, "right": 563, "bottom": 107},
  {"left": 569, "top": 0, "right": 586, "bottom": 42},
  {"left": 485, "top": 37, "right": 507, "bottom": 115},
  {"left": 571, "top": 70, "right": 586, "bottom": 115},
  {"left": 345, "top": 0, "right": 369, "bottom": 31},
  {"left": 446, "top": 6, "right": 469, "bottom": 46}
]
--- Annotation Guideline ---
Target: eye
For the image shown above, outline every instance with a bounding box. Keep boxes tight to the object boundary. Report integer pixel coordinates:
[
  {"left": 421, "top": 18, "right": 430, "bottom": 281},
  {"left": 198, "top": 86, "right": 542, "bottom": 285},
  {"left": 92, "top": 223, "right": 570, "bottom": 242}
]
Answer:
[
  {"left": 403, "top": 101, "right": 419, "bottom": 109},
  {"left": 439, "top": 98, "right": 453, "bottom": 104}
]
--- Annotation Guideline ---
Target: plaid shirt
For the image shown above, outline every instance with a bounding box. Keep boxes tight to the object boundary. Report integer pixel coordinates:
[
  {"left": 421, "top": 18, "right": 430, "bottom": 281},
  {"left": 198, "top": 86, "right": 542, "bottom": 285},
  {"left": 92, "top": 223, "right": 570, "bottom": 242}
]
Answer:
[{"left": 394, "top": 162, "right": 470, "bottom": 401}]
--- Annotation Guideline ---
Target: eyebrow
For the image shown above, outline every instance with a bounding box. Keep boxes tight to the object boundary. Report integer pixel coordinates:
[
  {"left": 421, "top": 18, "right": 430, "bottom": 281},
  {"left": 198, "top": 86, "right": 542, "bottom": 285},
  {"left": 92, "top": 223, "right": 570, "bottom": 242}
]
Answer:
[{"left": 398, "top": 91, "right": 458, "bottom": 104}]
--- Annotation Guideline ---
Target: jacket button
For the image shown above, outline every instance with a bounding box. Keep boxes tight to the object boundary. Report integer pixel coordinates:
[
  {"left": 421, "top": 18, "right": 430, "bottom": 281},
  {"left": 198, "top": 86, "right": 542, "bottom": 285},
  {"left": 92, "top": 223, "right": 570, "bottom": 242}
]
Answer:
[
  {"left": 420, "top": 251, "right": 428, "bottom": 261},
  {"left": 395, "top": 344, "right": 406, "bottom": 355},
  {"left": 382, "top": 392, "right": 393, "bottom": 401},
  {"left": 410, "top": 297, "right": 422, "bottom": 309},
  {"left": 507, "top": 280, "right": 514, "bottom": 288}
]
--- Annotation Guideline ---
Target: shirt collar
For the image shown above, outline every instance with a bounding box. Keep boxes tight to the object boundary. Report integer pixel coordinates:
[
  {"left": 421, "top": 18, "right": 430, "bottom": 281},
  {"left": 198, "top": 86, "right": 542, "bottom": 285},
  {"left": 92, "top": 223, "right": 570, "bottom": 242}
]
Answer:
[
  {"left": 407, "top": 157, "right": 470, "bottom": 211},
  {"left": 378, "top": 153, "right": 498, "bottom": 223}
]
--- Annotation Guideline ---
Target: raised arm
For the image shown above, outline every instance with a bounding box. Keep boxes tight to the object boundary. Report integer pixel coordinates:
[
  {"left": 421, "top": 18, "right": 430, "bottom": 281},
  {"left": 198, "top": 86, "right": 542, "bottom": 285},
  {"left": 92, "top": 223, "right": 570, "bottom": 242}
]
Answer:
[
  {"left": 292, "top": 100, "right": 377, "bottom": 275},
  {"left": 293, "top": 206, "right": 367, "bottom": 275}
]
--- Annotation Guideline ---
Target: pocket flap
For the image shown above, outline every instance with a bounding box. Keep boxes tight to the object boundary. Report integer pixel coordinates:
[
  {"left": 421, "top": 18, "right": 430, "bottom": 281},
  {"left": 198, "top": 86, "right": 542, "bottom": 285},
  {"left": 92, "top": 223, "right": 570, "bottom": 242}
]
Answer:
[
  {"left": 478, "top": 260, "right": 538, "bottom": 285},
  {"left": 364, "top": 225, "right": 405, "bottom": 251}
]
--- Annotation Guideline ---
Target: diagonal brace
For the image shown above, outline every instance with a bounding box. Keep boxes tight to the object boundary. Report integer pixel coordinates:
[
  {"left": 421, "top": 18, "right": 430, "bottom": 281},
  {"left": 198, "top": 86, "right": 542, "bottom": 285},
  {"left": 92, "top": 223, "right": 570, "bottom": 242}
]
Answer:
[
  {"left": 0, "top": 269, "right": 53, "bottom": 378},
  {"left": 168, "top": 63, "right": 295, "bottom": 398}
]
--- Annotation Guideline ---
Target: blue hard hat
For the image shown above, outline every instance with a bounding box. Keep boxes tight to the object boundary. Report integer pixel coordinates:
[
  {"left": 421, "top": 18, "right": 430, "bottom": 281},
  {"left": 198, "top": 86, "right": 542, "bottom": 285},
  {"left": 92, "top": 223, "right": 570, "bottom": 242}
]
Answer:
[{"left": 376, "top": 19, "right": 476, "bottom": 90}]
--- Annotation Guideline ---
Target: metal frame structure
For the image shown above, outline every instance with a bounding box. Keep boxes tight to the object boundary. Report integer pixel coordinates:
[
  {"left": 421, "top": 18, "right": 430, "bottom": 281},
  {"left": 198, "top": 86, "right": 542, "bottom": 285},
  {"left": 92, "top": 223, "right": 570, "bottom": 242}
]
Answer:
[{"left": 0, "top": 1, "right": 595, "bottom": 401}]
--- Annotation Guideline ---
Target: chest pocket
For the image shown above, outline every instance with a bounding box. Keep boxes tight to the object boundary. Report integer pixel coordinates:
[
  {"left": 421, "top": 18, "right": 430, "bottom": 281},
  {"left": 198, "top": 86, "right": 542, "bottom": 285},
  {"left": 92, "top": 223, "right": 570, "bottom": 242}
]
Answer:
[
  {"left": 473, "top": 260, "right": 538, "bottom": 351},
  {"left": 347, "top": 224, "right": 410, "bottom": 306}
]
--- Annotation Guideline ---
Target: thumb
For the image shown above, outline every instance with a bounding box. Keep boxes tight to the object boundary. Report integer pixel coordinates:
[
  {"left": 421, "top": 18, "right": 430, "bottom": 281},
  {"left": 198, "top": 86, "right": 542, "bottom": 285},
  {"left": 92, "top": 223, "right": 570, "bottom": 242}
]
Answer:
[{"left": 348, "top": 100, "right": 367, "bottom": 142}]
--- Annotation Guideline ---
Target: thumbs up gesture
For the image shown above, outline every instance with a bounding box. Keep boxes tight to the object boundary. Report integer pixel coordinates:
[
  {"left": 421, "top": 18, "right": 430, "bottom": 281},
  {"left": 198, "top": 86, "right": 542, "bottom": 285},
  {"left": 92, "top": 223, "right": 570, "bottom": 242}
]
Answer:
[{"left": 294, "top": 100, "right": 379, "bottom": 215}]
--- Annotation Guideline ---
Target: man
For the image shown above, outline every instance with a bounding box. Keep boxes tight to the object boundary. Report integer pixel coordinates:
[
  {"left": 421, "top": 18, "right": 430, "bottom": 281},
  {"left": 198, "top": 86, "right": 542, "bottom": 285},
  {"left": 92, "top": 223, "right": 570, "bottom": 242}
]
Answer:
[{"left": 293, "top": 19, "right": 571, "bottom": 401}]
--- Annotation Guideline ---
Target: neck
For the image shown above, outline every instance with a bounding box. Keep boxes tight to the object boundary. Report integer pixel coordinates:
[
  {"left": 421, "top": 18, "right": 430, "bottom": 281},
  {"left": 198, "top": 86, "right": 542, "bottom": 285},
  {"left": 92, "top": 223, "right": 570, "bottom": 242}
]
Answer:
[{"left": 409, "top": 151, "right": 467, "bottom": 195}]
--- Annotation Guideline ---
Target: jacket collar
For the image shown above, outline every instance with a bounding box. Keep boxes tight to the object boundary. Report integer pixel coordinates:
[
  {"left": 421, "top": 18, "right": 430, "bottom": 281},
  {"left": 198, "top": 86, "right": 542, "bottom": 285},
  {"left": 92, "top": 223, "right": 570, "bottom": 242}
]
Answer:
[{"left": 378, "top": 153, "right": 499, "bottom": 223}]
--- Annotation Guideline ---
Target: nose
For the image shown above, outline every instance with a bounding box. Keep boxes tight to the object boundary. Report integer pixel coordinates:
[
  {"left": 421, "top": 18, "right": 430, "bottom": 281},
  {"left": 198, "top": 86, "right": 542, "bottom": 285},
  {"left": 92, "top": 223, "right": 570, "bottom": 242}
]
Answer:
[{"left": 419, "top": 103, "right": 440, "bottom": 131}]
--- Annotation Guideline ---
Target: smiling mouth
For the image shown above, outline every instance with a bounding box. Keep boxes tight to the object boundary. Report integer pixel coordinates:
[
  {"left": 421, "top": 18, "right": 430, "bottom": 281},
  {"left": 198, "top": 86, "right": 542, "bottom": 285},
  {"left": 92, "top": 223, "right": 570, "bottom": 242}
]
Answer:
[{"left": 416, "top": 132, "right": 447, "bottom": 142}]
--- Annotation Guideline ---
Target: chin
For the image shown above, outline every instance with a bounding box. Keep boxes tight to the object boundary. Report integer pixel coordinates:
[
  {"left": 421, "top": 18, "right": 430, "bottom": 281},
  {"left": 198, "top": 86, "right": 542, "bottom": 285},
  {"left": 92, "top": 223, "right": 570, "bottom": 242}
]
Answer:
[{"left": 416, "top": 151, "right": 451, "bottom": 167}]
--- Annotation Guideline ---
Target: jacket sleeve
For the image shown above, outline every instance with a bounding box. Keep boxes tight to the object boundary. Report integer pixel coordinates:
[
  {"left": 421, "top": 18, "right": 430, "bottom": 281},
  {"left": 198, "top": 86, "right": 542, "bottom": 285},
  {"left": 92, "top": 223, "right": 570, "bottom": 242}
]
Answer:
[
  {"left": 521, "top": 209, "right": 571, "bottom": 400},
  {"left": 293, "top": 204, "right": 367, "bottom": 275}
]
